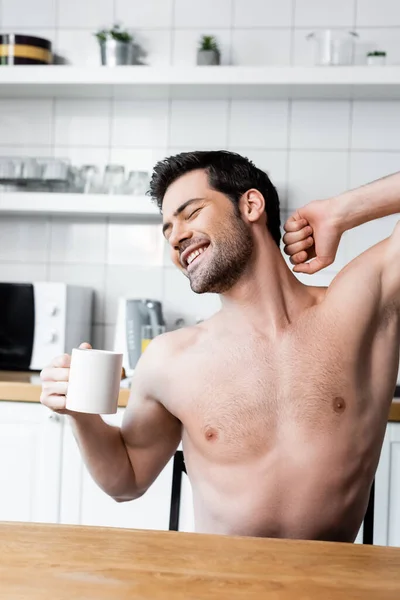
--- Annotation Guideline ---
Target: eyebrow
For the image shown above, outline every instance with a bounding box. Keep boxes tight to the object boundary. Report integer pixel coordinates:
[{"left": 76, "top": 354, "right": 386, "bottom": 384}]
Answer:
[{"left": 162, "top": 197, "right": 205, "bottom": 236}]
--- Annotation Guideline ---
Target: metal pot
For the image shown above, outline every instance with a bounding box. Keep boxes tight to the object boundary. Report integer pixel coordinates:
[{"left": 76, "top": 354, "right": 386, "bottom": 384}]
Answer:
[
  {"left": 100, "top": 39, "right": 134, "bottom": 66},
  {"left": 197, "top": 49, "right": 220, "bottom": 66}
]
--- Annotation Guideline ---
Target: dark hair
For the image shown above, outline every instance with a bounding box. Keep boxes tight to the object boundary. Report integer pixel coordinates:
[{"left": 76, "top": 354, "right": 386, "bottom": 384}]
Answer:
[{"left": 149, "top": 150, "right": 281, "bottom": 247}]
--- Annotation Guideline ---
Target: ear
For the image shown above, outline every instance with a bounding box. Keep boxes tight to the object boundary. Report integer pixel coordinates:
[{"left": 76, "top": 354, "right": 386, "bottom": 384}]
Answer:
[{"left": 239, "top": 189, "right": 266, "bottom": 223}]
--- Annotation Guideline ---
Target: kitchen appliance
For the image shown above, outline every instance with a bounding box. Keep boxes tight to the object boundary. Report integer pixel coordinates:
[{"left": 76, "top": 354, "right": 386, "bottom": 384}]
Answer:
[
  {"left": 0, "top": 34, "right": 52, "bottom": 65},
  {"left": 0, "top": 282, "right": 93, "bottom": 371},
  {"left": 114, "top": 298, "right": 165, "bottom": 375}
]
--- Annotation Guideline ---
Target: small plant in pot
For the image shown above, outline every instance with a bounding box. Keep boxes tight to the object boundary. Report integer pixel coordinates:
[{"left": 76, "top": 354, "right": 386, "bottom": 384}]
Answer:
[
  {"left": 197, "top": 35, "right": 220, "bottom": 66},
  {"left": 366, "top": 50, "right": 387, "bottom": 66},
  {"left": 94, "top": 23, "right": 135, "bottom": 66}
]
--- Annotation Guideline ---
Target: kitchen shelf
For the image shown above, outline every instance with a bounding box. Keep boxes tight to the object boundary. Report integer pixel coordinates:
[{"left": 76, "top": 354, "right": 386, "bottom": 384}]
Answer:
[
  {"left": 0, "top": 192, "right": 161, "bottom": 218},
  {"left": 0, "top": 66, "right": 400, "bottom": 99}
]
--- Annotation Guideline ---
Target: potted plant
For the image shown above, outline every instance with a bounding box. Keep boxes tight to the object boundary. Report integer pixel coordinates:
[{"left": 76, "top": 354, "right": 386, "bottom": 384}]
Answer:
[
  {"left": 94, "top": 24, "right": 135, "bottom": 66},
  {"left": 366, "top": 50, "right": 387, "bottom": 66},
  {"left": 197, "top": 35, "right": 220, "bottom": 66}
]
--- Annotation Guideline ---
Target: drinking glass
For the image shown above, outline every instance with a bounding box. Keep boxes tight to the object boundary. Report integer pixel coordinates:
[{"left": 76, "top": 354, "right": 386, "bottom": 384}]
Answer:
[
  {"left": 79, "top": 165, "right": 101, "bottom": 194},
  {"left": 123, "top": 170, "right": 150, "bottom": 195},
  {"left": 102, "top": 164, "right": 125, "bottom": 194}
]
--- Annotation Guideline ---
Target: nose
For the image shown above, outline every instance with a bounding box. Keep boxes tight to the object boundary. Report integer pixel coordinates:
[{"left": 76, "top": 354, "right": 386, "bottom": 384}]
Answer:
[{"left": 168, "top": 223, "right": 192, "bottom": 251}]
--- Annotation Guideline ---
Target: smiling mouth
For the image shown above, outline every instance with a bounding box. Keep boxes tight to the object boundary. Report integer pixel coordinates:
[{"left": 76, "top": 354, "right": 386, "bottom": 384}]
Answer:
[{"left": 185, "top": 244, "right": 210, "bottom": 269}]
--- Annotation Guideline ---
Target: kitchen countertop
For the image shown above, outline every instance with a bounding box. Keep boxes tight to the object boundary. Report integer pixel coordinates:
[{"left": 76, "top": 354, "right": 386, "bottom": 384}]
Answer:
[
  {"left": 0, "top": 370, "right": 399, "bottom": 421},
  {"left": 0, "top": 522, "right": 399, "bottom": 599}
]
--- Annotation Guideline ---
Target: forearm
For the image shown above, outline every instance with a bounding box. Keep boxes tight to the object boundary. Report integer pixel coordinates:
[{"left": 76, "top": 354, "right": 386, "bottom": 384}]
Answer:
[
  {"left": 68, "top": 413, "right": 142, "bottom": 501},
  {"left": 333, "top": 171, "right": 400, "bottom": 232}
]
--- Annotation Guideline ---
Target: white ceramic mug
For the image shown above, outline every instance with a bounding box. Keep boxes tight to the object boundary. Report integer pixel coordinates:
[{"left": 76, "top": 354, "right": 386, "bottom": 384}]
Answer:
[{"left": 66, "top": 348, "right": 123, "bottom": 415}]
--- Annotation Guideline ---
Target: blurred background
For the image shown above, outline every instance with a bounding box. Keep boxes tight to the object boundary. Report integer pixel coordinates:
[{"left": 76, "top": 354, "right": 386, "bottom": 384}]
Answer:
[{"left": 0, "top": 0, "right": 399, "bottom": 353}]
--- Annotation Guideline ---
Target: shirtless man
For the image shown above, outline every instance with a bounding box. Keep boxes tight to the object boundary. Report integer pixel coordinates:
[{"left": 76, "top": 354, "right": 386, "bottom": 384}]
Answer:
[{"left": 40, "top": 151, "right": 400, "bottom": 542}]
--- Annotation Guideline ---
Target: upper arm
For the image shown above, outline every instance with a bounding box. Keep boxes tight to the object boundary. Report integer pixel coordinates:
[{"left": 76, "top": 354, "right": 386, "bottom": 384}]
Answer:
[
  {"left": 120, "top": 335, "right": 181, "bottom": 494},
  {"left": 325, "top": 220, "right": 400, "bottom": 320},
  {"left": 381, "top": 220, "right": 400, "bottom": 308}
]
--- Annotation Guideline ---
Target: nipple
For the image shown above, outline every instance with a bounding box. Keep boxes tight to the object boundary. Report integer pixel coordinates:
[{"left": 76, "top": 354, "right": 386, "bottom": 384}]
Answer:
[
  {"left": 333, "top": 396, "right": 346, "bottom": 414},
  {"left": 204, "top": 425, "right": 218, "bottom": 441}
]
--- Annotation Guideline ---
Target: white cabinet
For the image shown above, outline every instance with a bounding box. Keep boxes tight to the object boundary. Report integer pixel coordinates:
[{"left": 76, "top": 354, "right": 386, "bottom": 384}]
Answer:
[
  {"left": 374, "top": 422, "right": 400, "bottom": 546},
  {"left": 60, "top": 408, "right": 174, "bottom": 530},
  {"left": 0, "top": 401, "right": 63, "bottom": 523}
]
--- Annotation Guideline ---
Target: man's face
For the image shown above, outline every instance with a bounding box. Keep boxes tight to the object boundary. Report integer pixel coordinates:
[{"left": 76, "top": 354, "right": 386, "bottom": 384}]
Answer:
[{"left": 162, "top": 169, "right": 254, "bottom": 294}]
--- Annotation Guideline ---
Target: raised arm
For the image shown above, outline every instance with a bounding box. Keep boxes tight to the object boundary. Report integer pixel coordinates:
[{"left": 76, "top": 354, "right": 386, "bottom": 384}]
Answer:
[
  {"left": 283, "top": 171, "right": 400, "bottom": 282},
  {"left": 40, "top": 338, "right": 181, "bottom": 502}
]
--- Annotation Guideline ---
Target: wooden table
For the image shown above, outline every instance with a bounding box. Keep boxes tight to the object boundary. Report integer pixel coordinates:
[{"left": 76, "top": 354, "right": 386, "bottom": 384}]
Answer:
[{"left": 0, "top": 523, "right": 400, "bottom": 599}]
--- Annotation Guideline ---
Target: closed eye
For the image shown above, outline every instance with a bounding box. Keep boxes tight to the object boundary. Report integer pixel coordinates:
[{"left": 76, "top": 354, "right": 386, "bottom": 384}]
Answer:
[{"left": 187, "top": 207, "right": 201, "bottom": 220}]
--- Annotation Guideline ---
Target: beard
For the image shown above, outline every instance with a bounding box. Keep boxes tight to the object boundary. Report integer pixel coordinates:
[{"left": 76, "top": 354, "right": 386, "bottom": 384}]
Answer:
[{"left": 188, "top": 213, "right": 254, "bottom": 294}]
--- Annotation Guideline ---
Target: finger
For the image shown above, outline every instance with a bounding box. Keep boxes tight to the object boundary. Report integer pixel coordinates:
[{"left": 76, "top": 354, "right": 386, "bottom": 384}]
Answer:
[
  {"left": 289, "top": 250, "right": 309, "bottom": 265},
  {"left": 40, "top": 393, "right": 67, "bottom": 411},
  {"left": 41, "top": 381, "right": 68, "bottom": 395},
  {"left": 50, "top": 353, "right": 71, "bottom": 368},
  {"left": 283, "top": 236, "right": 314, "bottom": 257},
  {"left": 40, "top": 367, "right": 70, "bottom": 382},
  {"left": 283, "top": 218, "right": 309, "bottom": 233},
  {"left": 293, "top": 257, "right": 332, "bottom": 275},
  {"left": 282, "top": 226, "right": 313, "bottom": 246},
  {"left": 79, "top": 342, "right": 92, "bottom": 350}
]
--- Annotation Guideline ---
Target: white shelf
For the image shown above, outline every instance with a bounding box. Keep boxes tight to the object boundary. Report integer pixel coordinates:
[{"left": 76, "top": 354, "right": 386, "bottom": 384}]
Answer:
[
  {"left": 0, "top": 192, "right": 161, "bottom": 218},
  {"left": 0, "top": 66, "right": 399, "bottom": 99}
]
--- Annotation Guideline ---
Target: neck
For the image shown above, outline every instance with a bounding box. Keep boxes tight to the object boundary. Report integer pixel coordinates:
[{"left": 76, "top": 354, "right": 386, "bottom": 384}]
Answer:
[{"left": 219, "top": 232, "right": 315, "bottom": 333}]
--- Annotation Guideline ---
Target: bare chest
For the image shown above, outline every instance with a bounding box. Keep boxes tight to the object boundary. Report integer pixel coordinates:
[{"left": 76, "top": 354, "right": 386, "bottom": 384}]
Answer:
[{"left": 167, "top": 330, "right": 356, "bottom": 457}]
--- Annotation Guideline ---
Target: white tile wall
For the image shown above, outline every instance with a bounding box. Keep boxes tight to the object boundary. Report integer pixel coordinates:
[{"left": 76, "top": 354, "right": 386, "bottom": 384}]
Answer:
[
  {"left": 111, "top": 101, "right": 169, "bottom": 148},
  {"left": 109, "top": 147, "right": 167, "bottom": 172},
  {"left": 1, "top": 0, "right": 400, "bottom": 349},
  {"left": 0, "top": 217, "right": 49, "bottom": 263},
  {"left": 229, "top": 101, "right": 288, "bottom": 149},
  {"left": 351, "top": 102, "right": 400, "bottom": 151},
  {"left": 346, "top": 215, "right": 399, "bottom": 262},
  {"left": 56, "top": 30, "right": 101, "bottom": 66},
  {"left": 174, "top": 0, "right": 232, "bottom": 28},
  {"left": 107, "top": 222, "right": 164, "bottom": 266},
  {"left": 170, "top": 100, "right": 229, "bottom": 148},
  {"left": 2, "top": 0, "right": 56, "bottom": 28},
  {"left": 0, "top": 263, "right": 47, "bottom": 282},
  {"left": 290, "top": 101, "right": 351, "bottom": 150},
  {"left": 356, "top": 0, "right": 400, "bottom": 27},
  {"left": 57, "top": 0, "right": 113, "bottom": 29},
  {"left": 287, "top": 151, "right": 349, "bottom": 209},
  {"left": 233, "top": 0, "right": 293, "bottom": 28},
  {"left": 54, "top": 99, "right": 111, "bottom": 148},
  {"left": 231, "top": 29, "right": 292, "bottom": 66},
  {"left": 294, "top": 0, "right": 355, "bottom": 28},
  {"left": 349, "top": 152, "right": 400, "bottom": 189},
  {"left": 115, "top": 0, "right": 174, "bottom": 29},
  {"left": 133, "top": 30, "right": 172, "bottom": 67},
  {"left": 0, "top": 100, "right": 53, "bottom": 147},
  {"left": 49, "top": 218, "right": 108, "bottom": 265}
]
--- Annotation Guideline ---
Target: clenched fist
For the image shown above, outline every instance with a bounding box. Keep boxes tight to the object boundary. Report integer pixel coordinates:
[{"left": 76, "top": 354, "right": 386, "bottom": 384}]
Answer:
[{"left": 40, "top": 342, "right": 92, "bottom": 413}]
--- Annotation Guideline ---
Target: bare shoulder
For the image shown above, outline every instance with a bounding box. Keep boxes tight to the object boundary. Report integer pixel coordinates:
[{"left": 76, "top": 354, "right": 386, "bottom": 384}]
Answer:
[
  {"left": 144, "top": 323, "right": 205, "bottom": 360},
  {"left": 132, "top": 322, "right": 208, "bottom": 396}
]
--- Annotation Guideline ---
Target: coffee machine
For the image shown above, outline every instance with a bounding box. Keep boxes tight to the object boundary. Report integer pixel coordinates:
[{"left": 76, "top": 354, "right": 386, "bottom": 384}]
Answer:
[{"left": 114, "top": 298, "right": 165, "bottom": 376}]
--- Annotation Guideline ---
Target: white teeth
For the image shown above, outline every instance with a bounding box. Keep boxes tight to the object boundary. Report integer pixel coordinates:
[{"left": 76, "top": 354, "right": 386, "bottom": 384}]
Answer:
[{"left": 186, "top": 246, "right": 207, "bottom": 266}]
